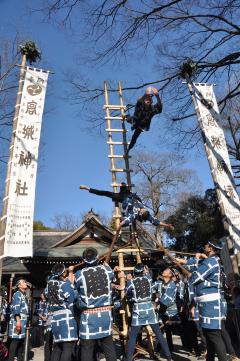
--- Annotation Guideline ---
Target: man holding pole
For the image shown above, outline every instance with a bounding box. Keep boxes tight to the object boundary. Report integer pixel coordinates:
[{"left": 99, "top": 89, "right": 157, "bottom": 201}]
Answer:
[
  {"left": 189, "top": 240, "right": 228, "bottom": 361},
  {"left": 45, "top": 263, "right": 78, "bottom": 361},
  {"left": 125, "top": 263, "right": 172, "bottom": 361},
  {"left": 75, "top": 247, "right": 117, "bottom": 361}
]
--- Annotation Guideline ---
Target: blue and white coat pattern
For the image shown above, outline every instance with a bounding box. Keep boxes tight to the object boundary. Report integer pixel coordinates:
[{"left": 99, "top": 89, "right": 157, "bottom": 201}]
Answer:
[
  {"left": 185, "top": 257, "right": 199, "bottom": 321},
  {"left": 37, "top": 300, "right": 48, "bottom": 326},
  {"left": 176, "top": 279, "right": 185, "bottom": 310},
  {"left": 8, "top": 290, "right": 29, "bottom": 339},
  {"left": 121, "top": 195, "right": 159, "bottom": 226},
  {"left": 44, "top": 304, "right": 53, "bottom": 333},
  {"left": 1, "top": 299, "right": 9, "bottom": 320},
  {"left": 126, "top": 273, "right": 158, "bottom": 326},
  {"left": 176, "top": 279, "right": 185, "bottom": 301},
  {"left": 46, "top": 278, "right": 78, "bottom": 342},
  {"left": 189, "top": 255, "right": 224, "bottom": 329},
  {"left": 158, "top": 280, "right": 179, "bottom": 321},
  {"left": 75, "top": 263, "right": 114, "bottom": 340}
]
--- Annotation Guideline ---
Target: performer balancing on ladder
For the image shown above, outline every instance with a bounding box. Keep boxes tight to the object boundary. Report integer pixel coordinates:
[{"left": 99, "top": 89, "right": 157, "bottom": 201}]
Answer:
[
  {"left": 125, "top": 86, "right": 162, "bottom": 154},
  {"left": 119, "top": 192, "right": 174, "bottom": 231}
]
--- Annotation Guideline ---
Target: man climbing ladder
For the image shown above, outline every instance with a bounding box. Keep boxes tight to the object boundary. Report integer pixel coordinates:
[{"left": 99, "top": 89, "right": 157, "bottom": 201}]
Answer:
[{"left": 125, "top": 86, "right": 162, "bottom": 153}]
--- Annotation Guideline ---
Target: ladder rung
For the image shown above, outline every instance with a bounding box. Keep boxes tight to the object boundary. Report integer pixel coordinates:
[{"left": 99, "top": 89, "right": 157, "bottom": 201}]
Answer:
[
  {"left": 111, "top": 169, "right": 133, "bottom": 172},
  {"left": 107, "top": 141, "right": 130, "bottom": 145},
  {"left": 111, "top": 183, "right": 134, "bottom": 187},
  {"left": 108, "top": 155, "right": 128, "bottom": 158},
  {"left": 106, "top": 128, "right": 127, "bottom": 132},
  {"left": 119, "top": 267, "right": 134, "bottom": 271},
  {"left": 104, "top": 105, "right": 126, "bottom": 109},
  {"left": 105, "top": 116, "right": 123, "bottom": 120},
  {"left": 116, "top": 248, "right": 145, "bottom": 253}
]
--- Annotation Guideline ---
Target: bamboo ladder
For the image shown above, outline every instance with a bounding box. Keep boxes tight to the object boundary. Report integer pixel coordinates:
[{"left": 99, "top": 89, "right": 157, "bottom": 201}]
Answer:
[
  {"left": 104, "top": 81, "right": 154, "bottom": 356},
  {"left": 116, "top": 248, "right": 155, "bottom": 358},
  {"left": 104, "top": 81, "right": 132, "bottom": 229}
]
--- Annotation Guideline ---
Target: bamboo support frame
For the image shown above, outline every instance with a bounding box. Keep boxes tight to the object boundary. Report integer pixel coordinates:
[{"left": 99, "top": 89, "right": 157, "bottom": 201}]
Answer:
[
  {"left": 136, "top": 221, "right": 191, "bottom": 277},
  {"left": 118, "top": 251, "right": 128, "bottom": 337},
  {"left": 103, "top": 81, "right": 155, "bottom": 355},
  {"left": 117, "top": 246, "right": 155, "bottom": 354}
]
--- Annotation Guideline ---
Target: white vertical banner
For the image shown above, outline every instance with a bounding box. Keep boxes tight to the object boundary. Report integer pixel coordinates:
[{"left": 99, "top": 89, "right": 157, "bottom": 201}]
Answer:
[
  {"left": 3, "top": 67, "right": 49, "bottom": 257},
  {"left": 193, "top": 83, "right": 240, "bottom": 250}
]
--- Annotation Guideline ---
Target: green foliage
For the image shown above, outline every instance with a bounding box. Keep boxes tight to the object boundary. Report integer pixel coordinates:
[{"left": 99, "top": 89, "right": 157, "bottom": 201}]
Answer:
[
  {"left": 165, "top": 189, "right": 225, "bottom": 251},
  {"left": 19, "top": 41, "right": 41, "bottom": 64},
  {"left": 33, "top": 220, "right": 52, "bottom": 231}
]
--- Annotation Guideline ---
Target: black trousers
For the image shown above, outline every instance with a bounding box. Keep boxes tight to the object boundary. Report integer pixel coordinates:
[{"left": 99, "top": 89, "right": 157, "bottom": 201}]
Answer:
[
  {"left": 202, "top": 328, "right": 227, "bottom": 361},
  {"left": 39, "top": 326, "right": 45, "bottom": 347},
  {"left": 50, "top": 341, "right": 75, "bottom": 361},
  {"left": 181, "top": 320, "right": 200, "bottom": 353},
  {"left": 127, "top": 128, "right": 142, "bottom": 152},
  {"left": 195, "top": 321, "right": 206, "bottom": 350},
  {"left": 8, "top": 338, "right": 24, "bottom": 361},
  {"left": 164, "top": 322, "right": 173, "bottom": 351},
  {"left": 221, "top": 320, "right": 236, "bottom": 356},
  {"left": 44, "top": 330, "right": 53, "bottom": 361},
  {"left": 80, "top": 336, "right": 117, "bottom": 361}
]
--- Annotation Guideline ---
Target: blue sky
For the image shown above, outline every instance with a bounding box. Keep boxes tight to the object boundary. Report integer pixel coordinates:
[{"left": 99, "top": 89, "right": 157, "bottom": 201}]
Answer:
[{"left": 0, "top": 0, "right": 214, "bottom": 226}]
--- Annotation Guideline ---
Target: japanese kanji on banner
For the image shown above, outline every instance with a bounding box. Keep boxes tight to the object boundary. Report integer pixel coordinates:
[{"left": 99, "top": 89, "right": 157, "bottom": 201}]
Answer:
[
  {"left": 3, "top": 67, "right": 48, "bottom": 257},
  {"left": 193, "top": 83, "right": 240, "bottom": 250}
]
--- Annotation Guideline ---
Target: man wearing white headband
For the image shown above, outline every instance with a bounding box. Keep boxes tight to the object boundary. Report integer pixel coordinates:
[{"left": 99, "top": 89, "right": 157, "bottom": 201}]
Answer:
[
  {"left": 75, "top": 247, "right": 117, "bottom": 361},
  {"left": 189, "top": 239, "right": 227, "bottom": 361},
  {"left": 153, "top": 268, "right": 180, "bottom": 352},
  {"left": 125, "top": 263, "right": 172, "bottom": 361},
  {"left": 8, "top": 278, "right": 29, "bottom": 361}
]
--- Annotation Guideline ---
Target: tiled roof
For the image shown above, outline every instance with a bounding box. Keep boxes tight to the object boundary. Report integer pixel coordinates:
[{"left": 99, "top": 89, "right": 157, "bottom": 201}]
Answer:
[{"left": 3, "top": 217, "right": 160, "bottom": 274}]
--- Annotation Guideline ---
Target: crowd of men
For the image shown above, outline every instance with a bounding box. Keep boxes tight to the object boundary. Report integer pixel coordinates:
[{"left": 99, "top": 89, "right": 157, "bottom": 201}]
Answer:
[
  {"left": 1, "top": 116, "right": 240, "bottom": 361},
  {"left": 1, "top": 240, "right": 240, "bottom": 361}
]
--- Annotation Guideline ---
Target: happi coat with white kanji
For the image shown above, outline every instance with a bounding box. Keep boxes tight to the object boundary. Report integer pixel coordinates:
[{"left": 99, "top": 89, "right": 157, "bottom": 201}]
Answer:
[{"left": 75, "top": 263, "right": 114, "bottom": 340}]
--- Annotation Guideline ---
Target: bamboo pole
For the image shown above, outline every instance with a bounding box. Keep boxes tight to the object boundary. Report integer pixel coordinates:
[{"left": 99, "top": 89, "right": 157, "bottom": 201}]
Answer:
[
  {"left": 118, "top": 251, "right": 128, "bottom": 337},
  {"left": 105, "top": 229, "right": 121, "bottom": 264},
  {"left": 8, "top": 272, "right": 15, "bottom": 303},
  {"left": 0, "top": 54, "right": 27, "bottom": 287},
  {"left": 68, "top": 237, "right": 131, "bottom": 271},
  {"left": 146, "top": 248, "right": 196, "bottom": 256},
  {"left": 136, "top": 221, "right": 191, "bottom": 277},
  {"left": 132, "top": 227, "right": 142, "bottom": 263}
]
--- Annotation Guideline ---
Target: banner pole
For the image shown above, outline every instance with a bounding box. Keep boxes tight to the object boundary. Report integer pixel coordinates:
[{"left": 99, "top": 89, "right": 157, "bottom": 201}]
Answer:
[{"left": 0, "top": 53, "right": 26, "bottom": 286}]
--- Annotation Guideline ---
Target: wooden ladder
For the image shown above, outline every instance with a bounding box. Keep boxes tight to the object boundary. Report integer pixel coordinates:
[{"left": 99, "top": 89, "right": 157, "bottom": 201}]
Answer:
[
  {"left": 104, "top": 82, "right": 155, "bottom": 356},
  {"left": 104, "top": 81, "right": 132, "bottom": 228}
]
